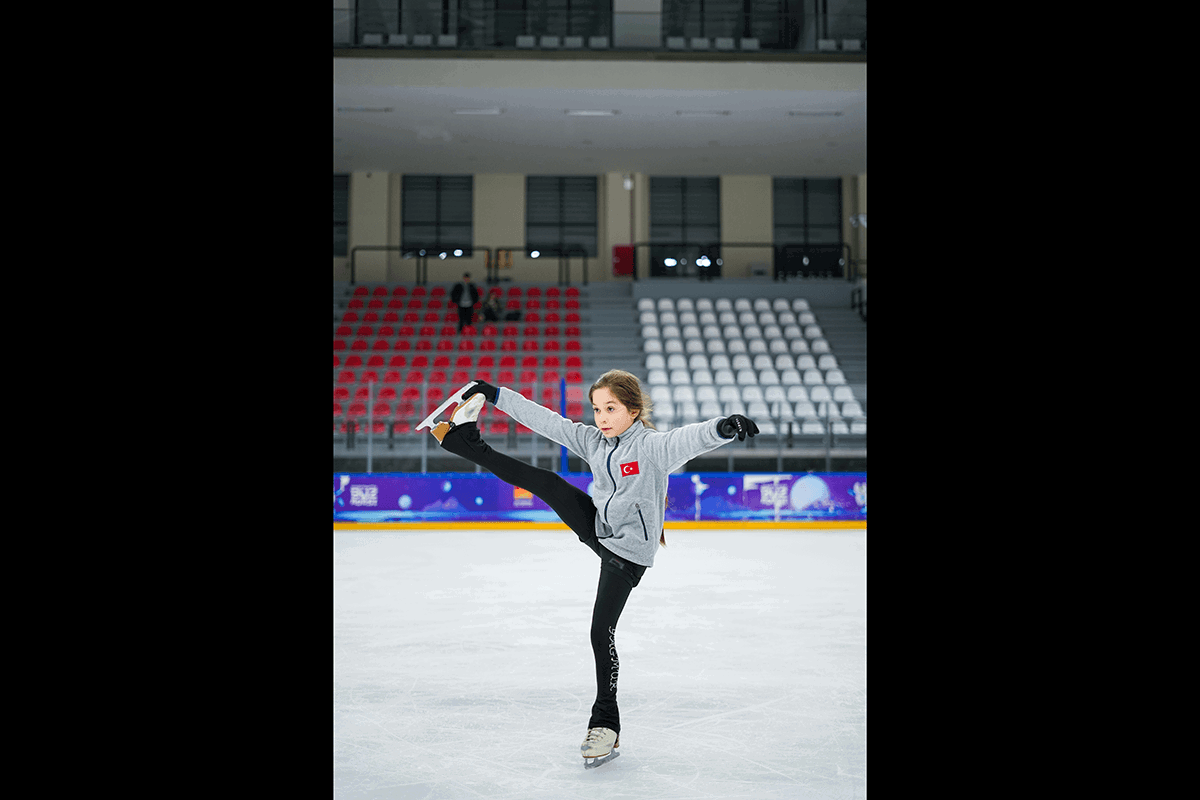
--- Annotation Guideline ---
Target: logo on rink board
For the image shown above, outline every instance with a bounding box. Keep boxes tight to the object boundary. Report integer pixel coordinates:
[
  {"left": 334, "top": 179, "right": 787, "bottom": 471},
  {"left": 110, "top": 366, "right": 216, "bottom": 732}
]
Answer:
[
  {"left": 620, "top": 461, "right": 639, "bottom": 477},
  {"left": 349, "top": 485, "right": 378, "bottom": 507}
]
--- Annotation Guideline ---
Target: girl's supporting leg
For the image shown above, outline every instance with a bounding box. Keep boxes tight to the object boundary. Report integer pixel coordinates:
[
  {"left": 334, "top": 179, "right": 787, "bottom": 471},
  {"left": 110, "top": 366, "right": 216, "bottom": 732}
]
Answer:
[
  {"left": 438, "top": 422, "right": 597, "bottom": 540},
  {"left": 587, "top": 562, "right": 642, "bottom": 736}
]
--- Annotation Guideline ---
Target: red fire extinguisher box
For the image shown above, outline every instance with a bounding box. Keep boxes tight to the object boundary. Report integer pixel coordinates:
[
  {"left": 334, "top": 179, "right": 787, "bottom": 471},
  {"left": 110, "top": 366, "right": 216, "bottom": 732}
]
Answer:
[{"left": 612, "top": 245, "right": 633, "bottom": 277}]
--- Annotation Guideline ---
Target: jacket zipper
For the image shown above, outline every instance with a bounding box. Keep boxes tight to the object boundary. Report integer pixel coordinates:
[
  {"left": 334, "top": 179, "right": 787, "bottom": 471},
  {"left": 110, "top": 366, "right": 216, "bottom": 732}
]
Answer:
[
  {"left": 603, "top": 437, "right": 620, "bottom": 524},
  {"left": 635, "top": 504, "right": 648, "bottom": 541}
]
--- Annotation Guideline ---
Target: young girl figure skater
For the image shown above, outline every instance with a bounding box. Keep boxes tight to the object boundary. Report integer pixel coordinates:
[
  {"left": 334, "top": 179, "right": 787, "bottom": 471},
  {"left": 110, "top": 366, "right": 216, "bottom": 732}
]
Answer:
[{"left": 427, "top": 369, "right": 760, "bottom": 767}]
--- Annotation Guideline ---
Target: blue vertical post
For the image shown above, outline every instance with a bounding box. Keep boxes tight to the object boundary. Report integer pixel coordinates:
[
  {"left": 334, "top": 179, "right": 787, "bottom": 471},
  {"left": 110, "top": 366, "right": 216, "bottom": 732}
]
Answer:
[{"left": 560, "top": 378, "right": 568, "bottom": 474}]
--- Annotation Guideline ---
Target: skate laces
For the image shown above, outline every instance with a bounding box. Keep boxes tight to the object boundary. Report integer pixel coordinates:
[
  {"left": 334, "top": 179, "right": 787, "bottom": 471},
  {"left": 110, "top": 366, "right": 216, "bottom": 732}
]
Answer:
[{"left": 584, "top": 728, "right": 612, "bottom": 745}]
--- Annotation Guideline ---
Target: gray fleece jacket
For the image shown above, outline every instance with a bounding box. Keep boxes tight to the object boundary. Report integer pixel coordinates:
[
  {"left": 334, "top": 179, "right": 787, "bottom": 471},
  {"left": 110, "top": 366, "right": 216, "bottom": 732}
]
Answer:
[{"left": 494, "top": 387, "right": 733, "bottom": 567}]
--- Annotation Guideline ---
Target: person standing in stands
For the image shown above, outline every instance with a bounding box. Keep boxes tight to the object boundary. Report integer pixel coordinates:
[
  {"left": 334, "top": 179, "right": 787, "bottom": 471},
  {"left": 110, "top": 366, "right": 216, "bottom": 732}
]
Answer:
[{"left": 450, "top": 273, "right": 480, "bottom": 333}]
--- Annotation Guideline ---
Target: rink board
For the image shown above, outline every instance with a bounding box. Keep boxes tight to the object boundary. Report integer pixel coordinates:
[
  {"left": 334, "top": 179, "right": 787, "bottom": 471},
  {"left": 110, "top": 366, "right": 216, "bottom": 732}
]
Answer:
[{"left": 334, "top": 471, "right": 866, "bottom": 525}]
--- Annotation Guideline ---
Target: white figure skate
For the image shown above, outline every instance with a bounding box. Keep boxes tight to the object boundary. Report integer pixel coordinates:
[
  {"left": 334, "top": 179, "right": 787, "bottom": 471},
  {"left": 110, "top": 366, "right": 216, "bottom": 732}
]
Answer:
[
  {"left": 417, "top": 381, "right": 482, "bottom": 433},
  {"left": 581, "top": 727, "right": 620, "bottom": 769},
  {"left": 425, "top": 391, "right": 486, "bottom": 444}
]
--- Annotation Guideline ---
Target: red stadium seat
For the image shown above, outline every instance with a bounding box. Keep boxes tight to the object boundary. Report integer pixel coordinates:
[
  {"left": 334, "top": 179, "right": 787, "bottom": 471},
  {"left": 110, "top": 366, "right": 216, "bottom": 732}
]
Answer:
[
  {"left": 543, "top": 370, "right": 560, "bottom": 383},
  {"left": 440, "top": 326, "right": 457, "bottom": 337},
  {"left": 429, "top": 370, "right": 447, "bottom": 383},
  {"left": 455, "top": 355, "right": 473, "bottom": 368},
  {"left": 403, "top": 312, "right": 419, "bottom": 323},
  {"left": 526, "top": 286, "right": 542, "bottom": 297},
  {"left": 451, "top": 370, "right": 470, "bottom": 384},
  {"left": 525, "top": 312, "right": 540, "bottom": 323},
  {"left": 367, "top": 298, "right": 383, "bottom": 309},
  {"left": 362, "top": 312, "right": 379, "bottom": 322},
  {"left": 368, "top": 355, "right": 385, "bottom": 367},
  {"left": 545, "top": 299, "right": 560, "bottom": 310},
  {"left": 477, "top": 355, "right": 495, "bottom": 368},
  {"left": 478, "top": 340, "right": 496, "bottom": 352},
  {"left": 383, "top": 371, "right": 403, "bottom": 384},
  {"left": 392, "top": 286, "right": 408, "bottom": 297},
  {"left": 566, "top": 299, "right": 580, "bottom": 310},
  {"left": 378, "top": 386, "right": 397, "bottom": 400},
  {"left": 336, "top": 325, "right": 352, "bottom": 336},
  {"left": 360, "top": 370, "right": 379, "bottom": 384},
  {"left": 507, "top": 287, "right": 522, "bottom": 297},
  {"left": 394, "top": 340, "right": 412, "bottom": 351},
  {"left": 457, "top": 339, "right": 475, "bottom": 351},
  {"left": 415, "top": 340, "right": 432, "bottom": 351},
  {"left": 412, "top": 286, "right": 427, "bottom": 296},
  {"left": 334, "top": 354, "right": 341, "bottom": 367},
  {"left": 342, "top": 311, "right": 359, "bottom": 323},
  {"left": 424, "top": 312, "right": 440, "bottom": 323},
  {"left": 407, "top": 299, "right": 423, "bottom": 310},
  {"left": 520, "top": 370, "right": 538, "bottom": 383},
  {"left": 489, "top": 421, "right": 509, "bottom": 435},
  {"left": 333, "top": 339, "right": 347, "bottom": 351},
  {"left": 334, "top": 386, "right": 350, "bottom": 402},
  {"left": 525, "top": 299, "right": 541, "bottom": 310},
  {"left": 348, "top": 299, "right": 364, "bottom": 309},
  {"left": 389, "top": 355, "right": 408, "bottom": 368},
  {"left": 566, "top": 286, "right": 580, "bottom": 297},
  {"left": 372, "top": 286, "right": 388, "bottom": 297},
  {"left": 498, "top": 370, "right": 515, "bottom": 383},
  {"left": 353, "top": 286, "right": 369, "bottom": 296},
  {"left": 383, "top": 311, "right": 400, "bottom": 322},
  {"left": 565, "top": 340, "right": 580, "bottom": 351},
  {"left": 546, "top": 287, "right": 561, "bottom": 297},
  {"left": 436, "top": 339, "right": 454, "bottom": 351},
  {"left": 411, "top": 356, "right": 430, "bottom": 368},
  {"left": 522, "top": 340, "right": 539, "bottom": 351},
  {"left": 567, "top": 402, "right": 584, "bottom": 418},
  {"left": 344, "top": 355, "right": 363, "bottom": 367},
  {"left": 433, "top": 355, "right": 451, "bottom": 368},
  {"left": 475, "top": 370, "right": 494, "bottom": 383},
  {"left": 543, "top": 340, "right": 560, "bottom": 351},
  {"left": 351, "top": 339, "right": 368, "bottom": 351},
  {"left": 372, "top": 339, "right": 390, "bottom": 351},
  {"left": 334, "top": 402, "right": 344, "bottom": 417},
  {"left": 500, "top": 340, "right": 517, "bottom": 351},
  {"left": 523, "top": 325, "right": 539, "bottom": 337}
]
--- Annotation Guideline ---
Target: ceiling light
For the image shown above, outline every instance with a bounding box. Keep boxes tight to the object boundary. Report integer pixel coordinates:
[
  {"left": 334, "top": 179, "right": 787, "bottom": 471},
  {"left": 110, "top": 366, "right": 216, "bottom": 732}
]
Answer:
[
  {"left": 788, "top": 111, "right": 843, "bottom": 117},
  {"left": 565, "top": 110, "right": 618, "bottom": 116},
  {"left": 675, "top": 111, "right": 731, "bottom": 117},
  {"left": 453, "top": 108, "right": 504, "bottom": 115},
  {"left": 336, "top": 107, "right": 394, "bottom": 113}
]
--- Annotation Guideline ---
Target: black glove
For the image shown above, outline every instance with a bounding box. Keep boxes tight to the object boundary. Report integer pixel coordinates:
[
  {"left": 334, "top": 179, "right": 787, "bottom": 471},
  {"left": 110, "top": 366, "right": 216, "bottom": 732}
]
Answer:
[
  {"left": 717, "top": 414, "right": 759, "bottom": 441},
  {"left": 468, "top": 379, "right": 499, "bottom": 404}
]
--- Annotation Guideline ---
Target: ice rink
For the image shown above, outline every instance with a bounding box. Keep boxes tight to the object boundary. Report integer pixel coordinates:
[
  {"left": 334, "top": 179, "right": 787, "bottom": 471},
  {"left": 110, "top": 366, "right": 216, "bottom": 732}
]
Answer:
[{"left": 334, "top": 527, "right": 866, "bottom": 799}]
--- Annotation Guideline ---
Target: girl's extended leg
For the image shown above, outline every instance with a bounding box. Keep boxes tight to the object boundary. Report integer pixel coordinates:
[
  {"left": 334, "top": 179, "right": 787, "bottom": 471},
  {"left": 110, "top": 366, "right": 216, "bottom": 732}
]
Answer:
[{"left": 438, "top": 422, "right": 597, "bottom": 540}]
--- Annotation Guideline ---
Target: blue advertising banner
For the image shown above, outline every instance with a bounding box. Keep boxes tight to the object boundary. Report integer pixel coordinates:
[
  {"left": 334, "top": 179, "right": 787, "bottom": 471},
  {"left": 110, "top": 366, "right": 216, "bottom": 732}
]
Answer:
[{"left": 334, "top": 473, "right": 866, "bottom": 524}]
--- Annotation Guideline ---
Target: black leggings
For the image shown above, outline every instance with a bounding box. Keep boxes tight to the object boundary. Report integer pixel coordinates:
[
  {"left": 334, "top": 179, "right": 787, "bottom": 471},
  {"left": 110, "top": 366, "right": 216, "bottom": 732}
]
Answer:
[{"left": 440, "top": 421, "right": 645, "bottom": 735}]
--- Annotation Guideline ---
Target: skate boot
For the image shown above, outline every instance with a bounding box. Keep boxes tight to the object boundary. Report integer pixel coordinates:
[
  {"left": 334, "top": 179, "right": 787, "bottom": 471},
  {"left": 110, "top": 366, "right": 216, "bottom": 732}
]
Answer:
[
  {"left": 581, "top": 727, "right": 620, "bottom": 769},
  {"left": 429, "top": 392, "right": 486, "bottom": 444}
]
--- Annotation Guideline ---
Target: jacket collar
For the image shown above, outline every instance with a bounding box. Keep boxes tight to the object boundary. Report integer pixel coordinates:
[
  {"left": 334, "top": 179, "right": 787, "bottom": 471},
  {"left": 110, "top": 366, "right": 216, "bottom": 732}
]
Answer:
[{"left": 607, "top": 421, "right": 648, "bottom": 447}]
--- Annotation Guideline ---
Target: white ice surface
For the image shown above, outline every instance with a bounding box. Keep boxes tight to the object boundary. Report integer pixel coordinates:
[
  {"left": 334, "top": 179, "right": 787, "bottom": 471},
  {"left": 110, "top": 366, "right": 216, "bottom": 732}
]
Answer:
[{"left": 334, "top": 528, "right": 866, "bottom": 800}]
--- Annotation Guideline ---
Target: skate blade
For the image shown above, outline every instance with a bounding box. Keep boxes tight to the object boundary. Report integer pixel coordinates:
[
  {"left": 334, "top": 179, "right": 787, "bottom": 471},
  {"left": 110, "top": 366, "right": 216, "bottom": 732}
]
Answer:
[
  {"left": 583, "top": 750, "right": 620, "bottom": 769},
  {"left": 416, "top": 381, "right": 477, "bottom": 431}
]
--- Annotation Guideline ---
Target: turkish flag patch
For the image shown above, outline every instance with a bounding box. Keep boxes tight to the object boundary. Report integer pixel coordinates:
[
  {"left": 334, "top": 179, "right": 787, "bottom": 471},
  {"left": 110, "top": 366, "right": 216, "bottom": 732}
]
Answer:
[{"left": 620, "top": 461, "right": 640, "bottom": 477}]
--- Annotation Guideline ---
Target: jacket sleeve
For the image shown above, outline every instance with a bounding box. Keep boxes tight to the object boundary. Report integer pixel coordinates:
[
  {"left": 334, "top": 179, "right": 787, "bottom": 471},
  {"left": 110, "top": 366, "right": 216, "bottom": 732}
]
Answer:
[
  {"left": 494, "top": 387, "right": 598, "bottom": 459},
  {"left": 643, "top": 418, "right": 732, "bottom": 474}
]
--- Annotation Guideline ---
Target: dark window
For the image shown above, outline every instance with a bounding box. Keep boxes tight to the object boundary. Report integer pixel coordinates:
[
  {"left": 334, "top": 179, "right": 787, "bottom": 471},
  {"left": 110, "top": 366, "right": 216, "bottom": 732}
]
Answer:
[
  {"left": 649, "top": 177, "right": 721, "bottom": 277},
  {"left": 526, "top": 176, "right": 598, "bottom": 258},
  {"left": 401, "top": 175, "right": 473, "bottom": 256},
  {"left": 773, "top": 177, "right": 843, "bottom": 277},
  {"left": 334, "top": 174, "right": 349, "bottom": 257}
]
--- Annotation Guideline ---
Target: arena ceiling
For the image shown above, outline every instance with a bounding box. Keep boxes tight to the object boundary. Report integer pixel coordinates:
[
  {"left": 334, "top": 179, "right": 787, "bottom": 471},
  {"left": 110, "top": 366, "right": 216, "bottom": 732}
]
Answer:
[{"left": 333, "top": 56, "right": 865, "bottom": 177}]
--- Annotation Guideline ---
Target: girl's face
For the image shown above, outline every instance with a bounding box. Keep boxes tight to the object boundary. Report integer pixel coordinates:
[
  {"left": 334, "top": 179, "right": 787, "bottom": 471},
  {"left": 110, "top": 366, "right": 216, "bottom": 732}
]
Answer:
[{"left": 591, "top": 387, "right": 639, "bottom": 439}]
